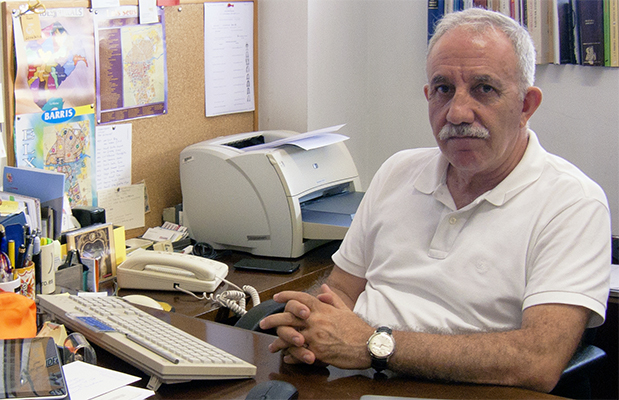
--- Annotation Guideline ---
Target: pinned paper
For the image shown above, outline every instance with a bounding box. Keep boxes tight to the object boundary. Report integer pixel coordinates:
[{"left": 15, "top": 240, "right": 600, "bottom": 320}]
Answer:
[
  {"left": 139, "top": 0, "right": 158, "bottom": 24},
  {"left": 20, "top": 13, "right": 41, "bottom": 41}
]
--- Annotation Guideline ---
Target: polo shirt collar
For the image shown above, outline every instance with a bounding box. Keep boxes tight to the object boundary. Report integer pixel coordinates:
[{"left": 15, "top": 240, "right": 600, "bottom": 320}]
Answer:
[{"left": 414, "top": 130, "right": 546, "bottom": 207}]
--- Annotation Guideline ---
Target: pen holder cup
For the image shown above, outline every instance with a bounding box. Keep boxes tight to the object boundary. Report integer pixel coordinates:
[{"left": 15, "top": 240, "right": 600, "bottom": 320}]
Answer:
[
  {"left": 38, "top": 243, "right": 56, "bottom": 294},
  {"left": 0, "top": 278, "right": 21, "bottom": 293},
  {"left": 13, "top": 261, "right": 35, "bottom": 300}
]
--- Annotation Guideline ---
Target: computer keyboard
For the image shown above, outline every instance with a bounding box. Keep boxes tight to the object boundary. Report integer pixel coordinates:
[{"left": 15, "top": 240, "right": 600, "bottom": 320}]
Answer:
[{"left": 37, "top": 294, "right": 256, "bottom": 391}]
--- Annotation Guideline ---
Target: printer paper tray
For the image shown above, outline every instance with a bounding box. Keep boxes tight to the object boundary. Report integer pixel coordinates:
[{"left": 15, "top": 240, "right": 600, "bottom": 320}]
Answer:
[{"left": 301, "top": 192, "right": 364, "bottom": 240}]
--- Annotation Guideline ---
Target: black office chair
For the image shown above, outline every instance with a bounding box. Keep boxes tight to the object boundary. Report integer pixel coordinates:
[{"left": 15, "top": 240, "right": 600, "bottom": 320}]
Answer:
[
  {"left": 550, "top": 329, "right": 607, "bottom": 399},
  {"left": 234, "top": 299, "right": 286, "bottom": 335}
]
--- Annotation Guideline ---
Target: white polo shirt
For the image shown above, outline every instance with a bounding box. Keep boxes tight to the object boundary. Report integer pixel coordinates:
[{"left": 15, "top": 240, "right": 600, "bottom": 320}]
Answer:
[{"left": 333, "top": 131, "right": 610, "bottom": 333}]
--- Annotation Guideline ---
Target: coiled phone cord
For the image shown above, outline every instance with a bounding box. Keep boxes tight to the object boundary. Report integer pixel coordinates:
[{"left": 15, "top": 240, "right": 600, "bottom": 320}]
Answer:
[{"left": 174, "top": 278, "right": 260, "bottom": 317}]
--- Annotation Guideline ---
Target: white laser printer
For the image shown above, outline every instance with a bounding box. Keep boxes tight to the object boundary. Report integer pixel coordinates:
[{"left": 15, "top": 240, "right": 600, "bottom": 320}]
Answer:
[{"left": 180, "top": 129, "right": 364, "bottom": 258}]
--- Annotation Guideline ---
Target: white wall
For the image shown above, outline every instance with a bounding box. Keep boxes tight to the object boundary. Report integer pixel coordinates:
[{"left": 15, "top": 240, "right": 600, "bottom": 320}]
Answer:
[{"left": 258, "top": 0, "right": 619, "bottom": 234}]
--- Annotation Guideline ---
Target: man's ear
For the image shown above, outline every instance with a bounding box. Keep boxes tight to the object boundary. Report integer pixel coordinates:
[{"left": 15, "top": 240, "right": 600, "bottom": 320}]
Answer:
[
  {"left": 520, "top": 86, "right": 542, "bottom": 128},
  {"left": 424, "top": 84, "right": 430, "bottom": 101}
]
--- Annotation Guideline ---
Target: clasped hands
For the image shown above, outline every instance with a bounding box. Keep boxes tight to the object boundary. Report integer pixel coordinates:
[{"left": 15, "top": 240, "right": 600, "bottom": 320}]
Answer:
[{"left": 259, "top": 284, "right": 375, "bottom": 369}]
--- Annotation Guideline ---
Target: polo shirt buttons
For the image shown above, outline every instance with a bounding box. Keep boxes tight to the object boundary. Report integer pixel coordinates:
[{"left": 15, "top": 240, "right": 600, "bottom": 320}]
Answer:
[{"left": 449, "top": 216, "right": 457, "bottom": 225}]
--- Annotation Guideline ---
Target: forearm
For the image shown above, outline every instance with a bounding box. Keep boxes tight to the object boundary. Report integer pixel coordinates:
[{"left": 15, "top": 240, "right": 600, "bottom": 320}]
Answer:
[
  {"left": 390, "top": 329, "right": 560, "bottom": 392},
  {"left": 387, "top": 304, "right": 589, "bottom": 393}
]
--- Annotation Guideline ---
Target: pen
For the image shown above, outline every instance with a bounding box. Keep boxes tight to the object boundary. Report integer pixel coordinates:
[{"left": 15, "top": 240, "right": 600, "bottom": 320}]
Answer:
[
  {"left": 16, "top": 244, "right": 25, "bottom": 271},
  {"left": 0, "top": 224, "right": 7, "bottom": 255},
  {"left": 23, "top": 224, "right": 29, "bottom": 246},
  {"left": 0, "top": 253, "right": 10, "bottom": 283},
  {"left": 8, "top": 240, "right": 14, "bottom": 270},
  {"left": 23, "top": 234, "right": 34, "bottom": 267},
  {"left": 33, "top": 234, "right": 40, "bottom": 256}
]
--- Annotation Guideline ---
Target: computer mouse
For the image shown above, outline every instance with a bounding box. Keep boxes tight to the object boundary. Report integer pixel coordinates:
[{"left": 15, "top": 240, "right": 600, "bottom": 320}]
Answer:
[
  {"left": 245, "top": 380, "right": 299, "bottom": 400},
  {"left": 122, "top": 294, "right": 164, "bottom": 310}
]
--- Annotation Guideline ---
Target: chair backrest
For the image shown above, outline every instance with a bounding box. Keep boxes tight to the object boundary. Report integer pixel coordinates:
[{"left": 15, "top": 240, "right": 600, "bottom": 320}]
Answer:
[
  {"left": 234, "top": 299, "right": 286, "bottom": 335},
  {"left": 551, "top": 328, "right": 606, "bottom": 399}
]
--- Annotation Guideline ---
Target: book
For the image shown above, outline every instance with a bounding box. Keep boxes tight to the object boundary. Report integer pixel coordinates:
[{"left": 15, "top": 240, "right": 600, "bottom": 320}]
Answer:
[
  {"left": 570, "top": 0, "right": 582, "bottom": 63},
  {"left": 2, "top": 166, "right": 65, "bottom": 239},
  {"left": 499, "top": 0, "right": 512, "bottom": 14},
  {"left": 41, "top": 206, "right": 54, "bottom": 240},
  {"left": 558, "top": 0, "right": 578, "bottom": 63},
  {"left": 610, "top": 0, "right": 619, "bottom": 66},
  {"left": 428, "top": 0, "right": 445, "bottom": 42},
  {"left": 510, "top": 0, "right": 519, "bottom": 21},
  {"left": 550, "top": 0, "right": 561, "bottom": 64},
  {"left": 527, "top": 0, "right": 552, "bottom": 63},
  {"left": 445, "top": 0, "right": 455, "bottom": 14},
  {"left": 604, "top": 0, "right": 611, "bottom": 65},
  {"left": 65, "top": 223, "right": 116, "bottom": 282},
  {"left": 576, "top": 0, "right": 605, "bottom": 65},
  {"left": 81, "top": 256, "right": 101, "bottom": 292},
  {"left": 473, "top": 0, "right": 488, "bottom": 8}
]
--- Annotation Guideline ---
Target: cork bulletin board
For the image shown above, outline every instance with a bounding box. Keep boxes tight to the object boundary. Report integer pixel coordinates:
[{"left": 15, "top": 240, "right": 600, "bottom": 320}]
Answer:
[{"left": 1, "top": 0, "right": 258, "bottom": 239}]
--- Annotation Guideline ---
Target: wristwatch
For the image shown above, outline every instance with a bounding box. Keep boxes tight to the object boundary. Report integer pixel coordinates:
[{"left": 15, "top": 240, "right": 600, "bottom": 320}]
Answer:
[{"left": 367, "top": 326, "right": 395, "bottom": 372}]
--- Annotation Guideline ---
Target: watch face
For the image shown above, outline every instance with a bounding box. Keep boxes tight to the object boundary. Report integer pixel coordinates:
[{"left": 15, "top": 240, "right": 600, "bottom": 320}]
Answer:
[{"left": 369, "top": 332, "right": 394, "bottom": 358}]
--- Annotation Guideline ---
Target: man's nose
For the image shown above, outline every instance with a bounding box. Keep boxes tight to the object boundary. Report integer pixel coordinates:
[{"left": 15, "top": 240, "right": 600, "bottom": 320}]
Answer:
[{"left": 446, "top": 91, "right": 475, "bottom": 125}]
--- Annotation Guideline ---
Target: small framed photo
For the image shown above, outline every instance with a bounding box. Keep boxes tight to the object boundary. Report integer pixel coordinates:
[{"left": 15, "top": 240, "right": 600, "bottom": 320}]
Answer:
[{"left": 65, "top": 223, "right": 116, "bottom": 281}]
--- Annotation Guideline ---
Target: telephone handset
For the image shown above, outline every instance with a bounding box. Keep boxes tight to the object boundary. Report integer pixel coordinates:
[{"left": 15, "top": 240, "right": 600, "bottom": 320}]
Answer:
[{"left": 116, "top": 248, "right": 228, "bottom": 293}]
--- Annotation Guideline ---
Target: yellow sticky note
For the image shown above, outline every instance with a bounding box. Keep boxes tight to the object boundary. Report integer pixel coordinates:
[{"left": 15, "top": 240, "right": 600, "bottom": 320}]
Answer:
[
  {"left": 0, "top": 200, "right": 20, "bottom": 216},
  {"left": 21, "top": 13, "right": 42, "bottom": 41}
]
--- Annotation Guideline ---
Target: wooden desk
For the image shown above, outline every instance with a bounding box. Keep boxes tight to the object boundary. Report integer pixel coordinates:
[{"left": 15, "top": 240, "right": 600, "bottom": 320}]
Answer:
[
  {"left": 98, "top": 308, "right": 562, "bottom": 400},
  {"left": 115, "top": 241, "right": 339, "bottom": 321}
]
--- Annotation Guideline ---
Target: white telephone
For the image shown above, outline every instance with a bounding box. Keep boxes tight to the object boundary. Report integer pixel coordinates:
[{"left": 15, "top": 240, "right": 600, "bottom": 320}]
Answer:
[{"left": 116, "top": 248, "right": 228, "bottom": 293}]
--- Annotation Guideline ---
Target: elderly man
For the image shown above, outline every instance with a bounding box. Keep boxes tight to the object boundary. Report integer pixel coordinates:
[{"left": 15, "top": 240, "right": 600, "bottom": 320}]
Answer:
[{"left": 260, "top": 7, "right": 610, "bottom": 393}]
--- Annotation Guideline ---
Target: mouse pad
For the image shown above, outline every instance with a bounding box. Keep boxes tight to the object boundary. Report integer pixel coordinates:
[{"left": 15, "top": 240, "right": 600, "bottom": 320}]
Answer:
[{"left": 0, "top": 337, "right": 68, "bottom": 399}]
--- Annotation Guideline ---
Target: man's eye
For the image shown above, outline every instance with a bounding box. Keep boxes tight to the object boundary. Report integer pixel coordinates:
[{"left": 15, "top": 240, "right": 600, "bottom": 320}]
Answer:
[
  {"left": 477, "top": 84, "right": 495, "bottom": 94},
  {"left": 435, "top": 85, "right": 451, "bottom": 94}
]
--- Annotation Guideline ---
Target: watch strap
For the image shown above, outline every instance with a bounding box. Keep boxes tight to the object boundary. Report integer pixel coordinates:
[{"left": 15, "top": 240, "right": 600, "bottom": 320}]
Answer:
[{"left": 377, "top": 326, "right": 392, "bottom": 334}]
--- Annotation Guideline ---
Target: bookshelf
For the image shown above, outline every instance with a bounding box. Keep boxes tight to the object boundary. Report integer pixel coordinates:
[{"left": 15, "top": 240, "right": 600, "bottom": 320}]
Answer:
[{"left": 428, "top": 0, "right": 619, "bottom": 67}]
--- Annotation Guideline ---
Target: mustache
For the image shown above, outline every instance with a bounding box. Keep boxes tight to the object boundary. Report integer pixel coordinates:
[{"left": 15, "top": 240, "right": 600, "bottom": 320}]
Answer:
[{"left": 438, "top": 124, "right": 490, "bottom": 140}]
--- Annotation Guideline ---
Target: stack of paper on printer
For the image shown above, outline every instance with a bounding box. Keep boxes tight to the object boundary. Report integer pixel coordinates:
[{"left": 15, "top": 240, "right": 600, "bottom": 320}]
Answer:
[
  {"left": 63, "top": 360, "right": 154, "bottom": 400},
  {"left": 243, "top": 123, "right": 348, "bottom": 152}
]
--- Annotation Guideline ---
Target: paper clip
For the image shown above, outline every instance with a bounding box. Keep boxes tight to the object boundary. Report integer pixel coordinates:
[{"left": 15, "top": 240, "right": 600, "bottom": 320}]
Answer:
[{"left": 14, "top": 0, "right": 46, "bottom": 17}]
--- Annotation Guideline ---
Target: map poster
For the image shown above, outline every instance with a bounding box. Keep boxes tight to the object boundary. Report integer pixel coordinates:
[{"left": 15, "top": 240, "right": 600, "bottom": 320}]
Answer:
[
  {"left": 94, "top": 6, "right": 168, "bottom": 124},
  {"left": 12, "top": 8, "right": 96, "bottom": 115},
  {"left": 14, "top": 105, "right": 97, "bottom": 207}
]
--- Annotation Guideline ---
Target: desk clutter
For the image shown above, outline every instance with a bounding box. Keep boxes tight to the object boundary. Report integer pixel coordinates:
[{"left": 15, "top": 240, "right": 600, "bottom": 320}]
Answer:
[{"left": 37, "top": 294, "right": 257, "bottom": 391}]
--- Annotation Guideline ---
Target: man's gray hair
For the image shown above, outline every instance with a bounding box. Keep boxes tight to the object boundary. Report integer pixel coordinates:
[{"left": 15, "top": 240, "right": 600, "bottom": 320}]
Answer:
[{"left": 427, "top": 8, "right": 536, "bottom": 98}]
